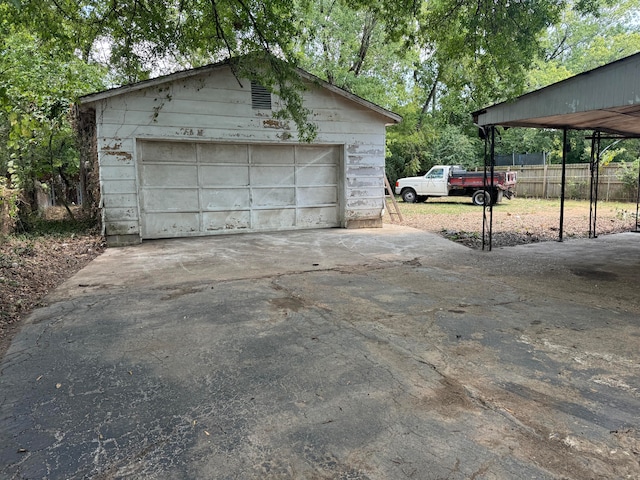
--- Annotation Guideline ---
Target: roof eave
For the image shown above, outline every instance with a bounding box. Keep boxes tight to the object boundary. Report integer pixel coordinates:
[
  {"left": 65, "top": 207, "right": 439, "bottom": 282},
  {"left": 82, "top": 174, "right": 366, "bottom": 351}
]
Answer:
[{"left": 78, "top": 61, "right": 231, "bottom": 106}]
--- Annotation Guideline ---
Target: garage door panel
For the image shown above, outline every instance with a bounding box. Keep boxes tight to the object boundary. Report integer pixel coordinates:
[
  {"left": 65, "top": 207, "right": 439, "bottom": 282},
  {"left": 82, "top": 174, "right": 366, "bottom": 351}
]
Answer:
[
  {"left": 141, "top": 164, "right": 198, "bottom": 186},
  {"left": 296, "top": 146, "right": 340, "bottom": 165},
  {"left": 297, "top": 186, "right": 337, "bottom": 206},
  {"left": 142, "top": 188, "right": 199, "bottom": 212},
  {"left": 200, "top": 188, "right": 250, "bottom": 210},
  {"left": 198, "top": 144, "right": 248, "bottom": 164},
  {"left": 142, "top": 212, "right": 199, "bottom": 237},
  {"left": 297, "top": 207, "right": 339, "bottom": 227},
  {"left": 141, "top": 141, "right": 196, "bottom": 162},
  {"left": 252, "top": 209, "right": 296, "bottom": 229},
  {"left": 203, "top": 211, "right": 250, "bottom": 231},
  {"left": 252, "top": 187, "right": 295, "bottom": 207},
  {"left": 297, "top": 165, "right": 337, "bottom": 185},
  {"left": 251, "top": 166, "right": 295, "bottom": 186},
  {"left": 251, "top": 145, "right": 295, "bottom": 164},
  {"left": 138, "top": 141, "right": 340, "bottom": 239},
  {"left": 200, "top": 165, "right": 249, "bottom": 186}
]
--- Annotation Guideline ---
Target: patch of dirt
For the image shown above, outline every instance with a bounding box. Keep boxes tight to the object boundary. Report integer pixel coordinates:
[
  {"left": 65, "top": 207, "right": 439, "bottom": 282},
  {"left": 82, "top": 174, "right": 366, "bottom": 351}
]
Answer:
[
  {"left": 0, "top": 211, "right": 105, "bottom": 358},
  {"left": 391, "top": 201, "right": 637, "bottom": 248}
]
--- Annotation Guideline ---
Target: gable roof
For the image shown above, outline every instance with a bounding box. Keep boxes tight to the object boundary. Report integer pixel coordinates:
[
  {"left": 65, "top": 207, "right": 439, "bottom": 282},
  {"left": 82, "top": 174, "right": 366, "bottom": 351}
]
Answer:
[
  {"left": 472, "top": 52, "right": 640, "bottom": 137},
  {"left": 79, "top": 59, "right": 402, "bottom": 124}
]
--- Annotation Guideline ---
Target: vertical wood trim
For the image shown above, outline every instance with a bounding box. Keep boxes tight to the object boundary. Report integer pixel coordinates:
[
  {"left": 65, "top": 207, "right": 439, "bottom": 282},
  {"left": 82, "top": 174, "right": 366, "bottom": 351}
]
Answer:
[{"left": 132, "top": 137, "right": 142, "bottom": 240}]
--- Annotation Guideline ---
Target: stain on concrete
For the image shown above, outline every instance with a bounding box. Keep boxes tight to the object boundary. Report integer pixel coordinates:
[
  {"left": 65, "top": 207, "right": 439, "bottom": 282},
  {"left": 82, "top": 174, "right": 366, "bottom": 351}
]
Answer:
[{"left": 2, "top": 229, "right": 639, "bottom": 479}]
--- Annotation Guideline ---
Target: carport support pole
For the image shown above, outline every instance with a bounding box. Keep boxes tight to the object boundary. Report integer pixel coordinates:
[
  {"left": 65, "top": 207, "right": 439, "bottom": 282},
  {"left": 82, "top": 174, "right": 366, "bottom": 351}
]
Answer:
[
  {"left": 559, "top": 128, "right": 568, "bottom": 242},
  {"left": 636, "top": 159, "right": 640, "bottom": 232},
  {"left": 589, "top": 131, "right": 601, "bottom": 238},
  {"left": 482, "top": 126, "right": 494, "bottom": 251}
]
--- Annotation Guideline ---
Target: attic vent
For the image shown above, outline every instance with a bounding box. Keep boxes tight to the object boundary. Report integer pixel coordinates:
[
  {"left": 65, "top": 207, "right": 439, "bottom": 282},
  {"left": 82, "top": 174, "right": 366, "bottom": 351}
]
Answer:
[{"left": 251, "top": 81, "right": 272, "bottom": 110}]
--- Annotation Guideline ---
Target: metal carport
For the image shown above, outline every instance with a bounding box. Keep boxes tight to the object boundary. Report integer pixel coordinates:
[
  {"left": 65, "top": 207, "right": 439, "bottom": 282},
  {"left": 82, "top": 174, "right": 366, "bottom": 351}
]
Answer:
[{"left": 473, "top": 52, "right": 640, "bottom": 250}]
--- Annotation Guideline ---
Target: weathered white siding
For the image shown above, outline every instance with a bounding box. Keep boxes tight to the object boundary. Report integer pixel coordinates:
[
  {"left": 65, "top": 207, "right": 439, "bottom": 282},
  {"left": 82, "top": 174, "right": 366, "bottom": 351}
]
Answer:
[{"left": 92, "top": 66, "right": 393, "bottom": 243}]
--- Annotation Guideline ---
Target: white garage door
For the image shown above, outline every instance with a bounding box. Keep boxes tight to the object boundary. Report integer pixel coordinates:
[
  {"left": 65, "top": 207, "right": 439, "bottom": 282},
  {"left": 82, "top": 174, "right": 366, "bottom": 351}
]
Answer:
[{"left": 138, "top": 141, "right": 341, "bottom": 239}]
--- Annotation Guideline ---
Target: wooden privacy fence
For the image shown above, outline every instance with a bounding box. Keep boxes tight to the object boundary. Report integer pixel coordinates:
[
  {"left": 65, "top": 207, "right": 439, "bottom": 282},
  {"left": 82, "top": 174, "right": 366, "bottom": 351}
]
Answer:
[{"left": 495, "top": 163, "right": 638, "bottom": 202}]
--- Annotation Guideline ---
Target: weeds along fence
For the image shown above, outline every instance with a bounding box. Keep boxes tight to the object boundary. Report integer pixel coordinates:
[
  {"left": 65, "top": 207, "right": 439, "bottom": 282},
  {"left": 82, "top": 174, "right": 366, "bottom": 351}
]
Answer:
[{"left": 495, "top": 163, "right": 638, "bottom": 202}]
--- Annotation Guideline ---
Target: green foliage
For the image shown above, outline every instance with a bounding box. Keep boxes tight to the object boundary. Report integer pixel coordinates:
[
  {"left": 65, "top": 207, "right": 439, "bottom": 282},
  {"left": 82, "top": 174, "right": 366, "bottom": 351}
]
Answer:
[
  {"left": 496, "top": 128, "right": 555, "bottom": 157},
  {"left": 547, "top": 130, "right": 591, "bottom": 164},
  {"left": 566, "top": 180, "right": 589, "bottom": 200},
  {"left": 5, "top": 0, "right": 638, "bottom": 202},
  {"left": 418, "top": 0, "right": 562, "bottom": 105},
  {"left": 294, "top": 0, "right": 414, "bottom": 109},
  {"left": 616, "top": 159, "right": 640, "bottom": 199},
  {"left": 15, "top": 212, "right": 99, "bottom": 237},
  {"left": 385, "top": 114, "right": 423, "bottom": 182},
  {"left": 609, "top": 140, "right": 640, "bottom": 164},
  {"left": 0, "top": 18, "right": 106, "bottom": 210},
  {"left": 385, "top": 107, "right": 483, "bottom": 183},
  {"left": 12, "top": 240, "right": 35, "bottom": 256},
  {"left": 423, "top": 124, "right": 482, "bottom": 169},
  {"left": 533, "top": 0, "right": 640, "bottom": 87},
  {"left": 7, "top": 0, "right": 317, "bottom": 140},
  {"left": 232, "top": 54, "right": 319, "bottom": 142}
]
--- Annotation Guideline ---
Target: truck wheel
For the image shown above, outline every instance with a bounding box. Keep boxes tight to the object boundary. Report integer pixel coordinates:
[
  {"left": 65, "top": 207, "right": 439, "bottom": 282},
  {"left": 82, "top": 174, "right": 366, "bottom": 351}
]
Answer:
[
  {"left": 472, "top": 190, "right": 490, "bottom": 206},
  {"left": 417, "top": 195, "right": 429, "bottom": 203},
  {"left": 402, "top": 189, "right": 417, "bottom": 203}
]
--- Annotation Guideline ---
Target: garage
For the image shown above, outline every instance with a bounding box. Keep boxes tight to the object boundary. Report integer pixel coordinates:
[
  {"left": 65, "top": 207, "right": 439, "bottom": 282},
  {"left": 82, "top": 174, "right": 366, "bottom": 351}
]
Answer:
[
  {"left": 77, "top": 58, "right": 401, "bottom": 246},
  {"left": 138, "top": 141, "right": 340, "bottom": 238}
]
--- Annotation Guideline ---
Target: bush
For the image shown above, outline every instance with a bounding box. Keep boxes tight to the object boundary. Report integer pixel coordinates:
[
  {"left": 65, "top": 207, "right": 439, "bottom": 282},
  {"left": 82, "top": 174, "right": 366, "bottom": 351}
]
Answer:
[{"left": 617, "top": 159, "right": 640, "bottom": 201}]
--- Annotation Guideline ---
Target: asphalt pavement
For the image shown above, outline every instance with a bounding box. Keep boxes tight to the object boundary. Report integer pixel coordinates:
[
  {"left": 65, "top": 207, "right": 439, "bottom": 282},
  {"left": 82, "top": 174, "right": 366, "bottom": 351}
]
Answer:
[{"left": 1, "top": 226, "right": 639, "bottom": 479}]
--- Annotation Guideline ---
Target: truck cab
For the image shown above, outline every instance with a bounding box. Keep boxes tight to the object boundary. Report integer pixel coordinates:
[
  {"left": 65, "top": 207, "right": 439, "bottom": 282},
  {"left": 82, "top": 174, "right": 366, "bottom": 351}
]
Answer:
[{"left": 394, "top": 165, "right": 458, "bottom": 202}]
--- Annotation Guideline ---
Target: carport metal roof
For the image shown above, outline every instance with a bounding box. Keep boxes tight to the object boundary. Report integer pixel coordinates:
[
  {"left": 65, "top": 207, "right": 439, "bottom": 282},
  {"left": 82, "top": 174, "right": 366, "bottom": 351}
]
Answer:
[{"left": 472, "top": 52, "right": 640, "bottom": 137}]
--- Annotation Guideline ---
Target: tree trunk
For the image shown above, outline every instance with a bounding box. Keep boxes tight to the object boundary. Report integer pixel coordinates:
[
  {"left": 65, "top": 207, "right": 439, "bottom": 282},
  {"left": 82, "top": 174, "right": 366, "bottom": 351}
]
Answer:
[
  {"left": 416, "top": 70, "right": 440, "bottom": 131},
  {"left": 57, "top": 166, "right": 76, "bottom": 220},
  {"left": 349, "top": 13, "right": 377, "bottom": 76}
]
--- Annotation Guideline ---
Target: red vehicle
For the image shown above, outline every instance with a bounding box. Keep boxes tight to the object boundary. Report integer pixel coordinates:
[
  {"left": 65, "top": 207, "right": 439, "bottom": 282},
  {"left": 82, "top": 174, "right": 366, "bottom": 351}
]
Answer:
[{"left": 395, "top": 165, "right": 517, "bottom": 206}]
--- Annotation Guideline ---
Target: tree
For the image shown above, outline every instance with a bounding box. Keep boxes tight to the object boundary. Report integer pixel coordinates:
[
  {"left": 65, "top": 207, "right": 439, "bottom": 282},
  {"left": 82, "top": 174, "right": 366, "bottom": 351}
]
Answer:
[
  {"left": 5, "top": 0, "right": 629, "bottom": 192},
  {"left": 294, "top": 0, "right": 416, "bottom": 109},
  {"left": 0, "top": 12, "right": 106, "bottom": 214},
  {"left": 495, "top": 1, "right": 640, "bottom": 162},
  {"left": 5, "top": 0, "right": 319, "bottom": 139},
  {"left": 292, "top": 1, "right": 603, "bottom": 180},
  {"left": 8, "top": 1, "right": 614, "bottom": 137},
  {"left": 538, "top": 0, "right": 640, "bottom": 80}
]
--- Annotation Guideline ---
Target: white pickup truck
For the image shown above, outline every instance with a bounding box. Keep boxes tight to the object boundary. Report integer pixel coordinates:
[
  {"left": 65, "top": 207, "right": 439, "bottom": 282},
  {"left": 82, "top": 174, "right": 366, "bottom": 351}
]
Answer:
[{"left": 394, "top": 165, "right": 517, "bottom": 206}]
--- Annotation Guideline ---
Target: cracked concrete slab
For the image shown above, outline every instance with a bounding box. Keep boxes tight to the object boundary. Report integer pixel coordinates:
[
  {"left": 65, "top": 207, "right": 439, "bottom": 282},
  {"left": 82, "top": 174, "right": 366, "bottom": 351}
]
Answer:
[{"left": 1, "top": 226, "right": 639, "bottom": 479}]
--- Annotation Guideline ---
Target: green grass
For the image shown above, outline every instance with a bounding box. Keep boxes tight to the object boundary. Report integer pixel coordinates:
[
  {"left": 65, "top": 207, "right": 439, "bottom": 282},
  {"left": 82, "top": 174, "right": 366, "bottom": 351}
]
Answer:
[
  {"left": 8, "top": 206, "right": 99, "bottom": 240},
  {"left": 393, "top": 196, "right": 636, "bottom": 216},
  {"left": 19, "top": 216, "right": 98, "bottom": 237}
]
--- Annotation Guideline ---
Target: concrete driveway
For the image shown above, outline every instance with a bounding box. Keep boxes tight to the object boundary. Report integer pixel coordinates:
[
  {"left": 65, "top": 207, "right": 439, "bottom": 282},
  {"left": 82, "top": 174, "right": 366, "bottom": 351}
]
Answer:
[{"left": 1, "top": 226, "right": 639, "bottom": 479}]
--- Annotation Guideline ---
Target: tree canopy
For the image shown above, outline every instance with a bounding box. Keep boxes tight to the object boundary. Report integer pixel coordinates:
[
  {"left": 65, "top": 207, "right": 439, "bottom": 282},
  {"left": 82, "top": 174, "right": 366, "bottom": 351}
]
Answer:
[{"left": 1, "top": 0, "right": 639, "bottom": 207}]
